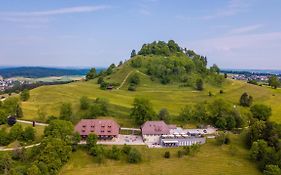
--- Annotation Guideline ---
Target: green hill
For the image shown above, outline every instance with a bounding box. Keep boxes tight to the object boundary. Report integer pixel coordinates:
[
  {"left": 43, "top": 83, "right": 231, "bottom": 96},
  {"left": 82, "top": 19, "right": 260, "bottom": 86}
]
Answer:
[{"left": 20, "top": 41, "right": 281, "bottom": 126}]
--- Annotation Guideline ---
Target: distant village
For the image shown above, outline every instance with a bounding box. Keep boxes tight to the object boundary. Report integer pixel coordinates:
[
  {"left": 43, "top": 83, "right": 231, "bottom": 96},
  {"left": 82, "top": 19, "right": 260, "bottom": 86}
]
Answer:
[{"left": 0, "top": 75, "right": 32, "bottom": 92}]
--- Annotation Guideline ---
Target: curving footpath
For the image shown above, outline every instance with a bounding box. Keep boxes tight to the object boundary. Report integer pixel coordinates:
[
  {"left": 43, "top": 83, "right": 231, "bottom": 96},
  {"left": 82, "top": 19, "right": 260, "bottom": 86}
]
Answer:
[
  {"left": 0, "top": 143, "right": 41, "bottom": 152},
  {"left": 116, "top": 70, "right": 134, "bottom": 90}
]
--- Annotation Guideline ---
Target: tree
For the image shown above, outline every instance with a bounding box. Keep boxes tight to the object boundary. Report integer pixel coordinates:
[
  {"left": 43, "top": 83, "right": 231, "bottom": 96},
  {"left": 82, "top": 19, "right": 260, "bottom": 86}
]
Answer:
[
  {"left": 240, "top": 93, "right": 253, "bottom": 107},
  {"left": 44, "top": 120, "right": 74, "bottom": 141},
  {"left": 87, "top": 134, "right": 98, "bottom": 149},
  {"left": 263, "top": 165, "right": 281, "bottom": 175},
  {"left": 129, "top": 73, "right": 140, "bottom": 85},
  {"left": 180, "top": 105, "right": 194, "bottom": 122},
  {"left": 20, "top": 89, "right": 30, "bottom": 101},
  {"left": 86, "top": 68, "right": 97, "bottom": 81},
  {"left": 0, "top": 153, "right": 13, "bottom": 174},
  {"left": 97, "top": 76, "right": 104, "bottom": 84},
  {"left": 15, "top": 104, "right": 23, "bottom": 118},
  {"left": 128, "top": 148, "right": 142, "bottom": 163},
  {"left": 0, "top": 110, "right": 7, "bottom": 125},
  {"left": 36, "top": 137, "right": 72, "bottom": 174},
  {"left": 195, "top": 78, "right": 204, "bottom": 91},
  {"left": 250, "top": 104, "right": 272, "bottom": 121},
  {"left": 210, "top": 64, "right": 220, "bottom": 74},
  {"left": 22, "top": 126, "right": 35, "bottom": 142},
  {"left": 158, "top": 108, "right": 170, "bottom": 123},
  {"left": 268, "top": 76, "right": 280, "bottom": 89},
  {"left": 0, "top": 129, "right": 10, "bottom": 146},
  {"left": 9, "top": 123, "right": 23, "bottom": 140},
  {"left": 193, "top": 102, "right": 208, "bottom": 123},
  {"left": 246, "top": 120, "right": 266, "bottom": 147},
  {"left": 59, "top": 103, "right": 73, "bottom": 121},
  {"left": 27, "top": 164, "right": 41, "bottom": 175},
  {"left": 130, "top": 98, "right": 156, "bottom": 125},
  {"left": 131, "top": 49, "right": 137, "bottom": 58},
  {"left": 80, "top": 96, "right": 90, "bottom": 110}
]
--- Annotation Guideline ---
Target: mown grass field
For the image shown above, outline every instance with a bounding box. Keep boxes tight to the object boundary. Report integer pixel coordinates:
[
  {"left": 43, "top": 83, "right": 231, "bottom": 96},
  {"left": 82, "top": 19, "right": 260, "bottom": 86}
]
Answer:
[
  {"left": 21, "top": 70, "right": 281, "bottom": 126},
  {"left": 60, "top": 135, "right": 261, "bottom": 175}
]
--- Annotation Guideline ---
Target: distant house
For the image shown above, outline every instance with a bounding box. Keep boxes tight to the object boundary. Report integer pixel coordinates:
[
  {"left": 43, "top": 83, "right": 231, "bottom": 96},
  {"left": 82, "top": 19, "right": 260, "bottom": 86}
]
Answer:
[
  {"left": 75, "top": 119, "right": 120, "bottom": 139},
  {"left": 107, "top": 85, "right": 113, "bottom": 90},
  {"left": 141, "top": 121, "right": 175, "bottom": 137}
]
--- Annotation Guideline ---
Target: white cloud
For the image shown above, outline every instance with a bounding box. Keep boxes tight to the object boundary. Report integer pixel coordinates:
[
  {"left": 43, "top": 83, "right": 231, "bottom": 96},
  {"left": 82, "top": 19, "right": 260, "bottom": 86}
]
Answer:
[
  {"left": 189, "top": 32, "right": 281, "bottom": 69},
  {"left": 0, "top": 5, "right": 109, "bottom": 17},
  {"left": 201, "top": 0, "right": 249, "bottom": 20},
  {"left": 228, "top": 24, "right": 263, "bottom": 34}
]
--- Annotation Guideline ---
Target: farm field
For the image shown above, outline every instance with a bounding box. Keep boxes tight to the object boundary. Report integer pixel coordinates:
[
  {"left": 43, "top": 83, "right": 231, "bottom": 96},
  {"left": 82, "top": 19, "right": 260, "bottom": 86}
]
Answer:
[
  {"left": 60, "top": 135, "right": 261, "bottom": 175},
  {"left": 21, "top": 74, "right": 281, "bottom": 126}
]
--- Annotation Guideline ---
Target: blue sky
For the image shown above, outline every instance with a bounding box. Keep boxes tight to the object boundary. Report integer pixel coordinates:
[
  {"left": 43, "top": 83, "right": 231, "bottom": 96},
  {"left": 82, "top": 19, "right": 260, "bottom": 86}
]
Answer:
[{"left": 0, "top": 0, "right": 280, "bottom": 69}]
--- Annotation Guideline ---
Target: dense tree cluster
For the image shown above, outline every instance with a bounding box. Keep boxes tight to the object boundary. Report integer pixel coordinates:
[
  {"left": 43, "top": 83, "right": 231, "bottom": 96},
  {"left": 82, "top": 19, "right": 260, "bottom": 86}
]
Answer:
[
  {"left": 85, "top": 68, "right": 97, "bottom": 81},
  {"left": 0, "top": 97, "right": 23, "bottom": 124},
  {"left": 138, "top": 40, "right": 181, "bottom": 56},
  {"left": 130, "top": 98, "right": 156, "bottom": 125},
  {"left": 128, "top": 40, "right": 223, "bottom": 87},
  {"left": 0, "top": 123, "right": 35, "bottom": 146},
  {"left": 179, "top": 99, "right": 245, "bottom": 130},
  {"left": 80, "top": 97, "right": 109, "bottom": 119}
]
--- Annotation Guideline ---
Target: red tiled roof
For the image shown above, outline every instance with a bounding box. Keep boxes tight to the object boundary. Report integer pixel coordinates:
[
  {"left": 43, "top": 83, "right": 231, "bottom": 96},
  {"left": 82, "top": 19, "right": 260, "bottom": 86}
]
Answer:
[
  {"left": 141, "top": 121, "right": 170, "bottom": 135},
  {"left": 75, "top": 119, "right": 120, "bottom": 136}
]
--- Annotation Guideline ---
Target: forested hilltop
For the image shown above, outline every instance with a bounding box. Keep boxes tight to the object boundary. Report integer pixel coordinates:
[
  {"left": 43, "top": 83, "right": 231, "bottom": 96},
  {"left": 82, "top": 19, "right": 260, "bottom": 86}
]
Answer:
[{"left": 91, "top": 40, "right": 224, "bottom": 91}]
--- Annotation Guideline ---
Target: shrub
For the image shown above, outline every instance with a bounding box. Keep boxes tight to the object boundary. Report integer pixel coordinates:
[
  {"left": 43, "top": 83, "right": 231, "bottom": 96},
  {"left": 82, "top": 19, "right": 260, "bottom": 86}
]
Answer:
[
  {"left": 122, "top": 145, "right": 132, "bottom": 155},
  {"left": 127, "top": 148, "right": 141, "bottom": 164},
  {"left": 128, "top": 84, "right": 136, "bottom": 91},
  {"left": 108, "top": 146, "right": 121, "bottom": 160},
  {"left": 250, "top": 104, "right": 272, "bottom": 121},
  {"left": 164, "top": 151, "right": 170, "bottom": 158}
]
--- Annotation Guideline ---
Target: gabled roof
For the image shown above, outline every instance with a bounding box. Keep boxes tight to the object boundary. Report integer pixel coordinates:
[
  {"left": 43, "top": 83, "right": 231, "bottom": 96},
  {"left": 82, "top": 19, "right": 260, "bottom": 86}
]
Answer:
[
  {"left": 141, "top": 121, "right": 170, "bottom": 135},
  {"left": 75, "top": 119, "right": 120, "bottom": 136}
]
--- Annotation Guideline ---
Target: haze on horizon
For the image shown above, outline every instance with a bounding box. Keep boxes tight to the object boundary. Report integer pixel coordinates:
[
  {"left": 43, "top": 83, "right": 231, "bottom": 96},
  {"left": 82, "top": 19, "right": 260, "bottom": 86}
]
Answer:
[{"left": 0, "top": 0, "right": 280, "bottom": 69}]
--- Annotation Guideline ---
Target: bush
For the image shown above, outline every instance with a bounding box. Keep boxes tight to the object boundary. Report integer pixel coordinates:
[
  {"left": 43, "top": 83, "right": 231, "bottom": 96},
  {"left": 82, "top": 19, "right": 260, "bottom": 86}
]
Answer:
[
  {"left": 80, "top": 96, "right": 90, "bottom": 110},
  {"left": 250, "top": 104, "right": 272, "bottom": 121},
  {"left": 195, "top": 78, "right": 204, "bottom": 91},
  {"left": 129, "top": 74, "right": 140, "bottom": 85},
  {"left": 122, "top": 145, "right": 132, "bottom": 155},
  {"left": 240, "top": 93, "right": 253, "bottom": 107},
  {"left": 177, "top": 150, "right": 184, "bottom": 158},
  {"left": 216, "top": 132, "right": 231, "bottom": 145},
  {"left": 108, "top": 146, "right": 121, "bottom": 160},
  {"left": 164, "top": 151, "right": 170, "bottom": 158},
  {"left": 127, "top": 148, "right": 141, "bottom": 164},
  {"left": 20, "top": 89, "right": 30, "bottom": 101},
  {"left": 128, "top": 84, "right": 136, "bottom": 91}
]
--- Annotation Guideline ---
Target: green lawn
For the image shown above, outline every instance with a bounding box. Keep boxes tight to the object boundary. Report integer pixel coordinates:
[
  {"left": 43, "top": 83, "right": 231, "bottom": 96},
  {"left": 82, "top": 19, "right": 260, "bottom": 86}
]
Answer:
[{"left": 60, "top": 135, "right": 261, "bottom": 175}]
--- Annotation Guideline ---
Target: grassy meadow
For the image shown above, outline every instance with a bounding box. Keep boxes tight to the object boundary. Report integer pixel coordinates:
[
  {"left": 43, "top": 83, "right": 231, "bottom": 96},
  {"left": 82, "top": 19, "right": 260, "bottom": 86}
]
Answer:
[
  {"left": 21, "top": 70, "right": 281, "bottom": 126},
  {"left": 60, "top": 135, "right": 261, "bottom": 175}
]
